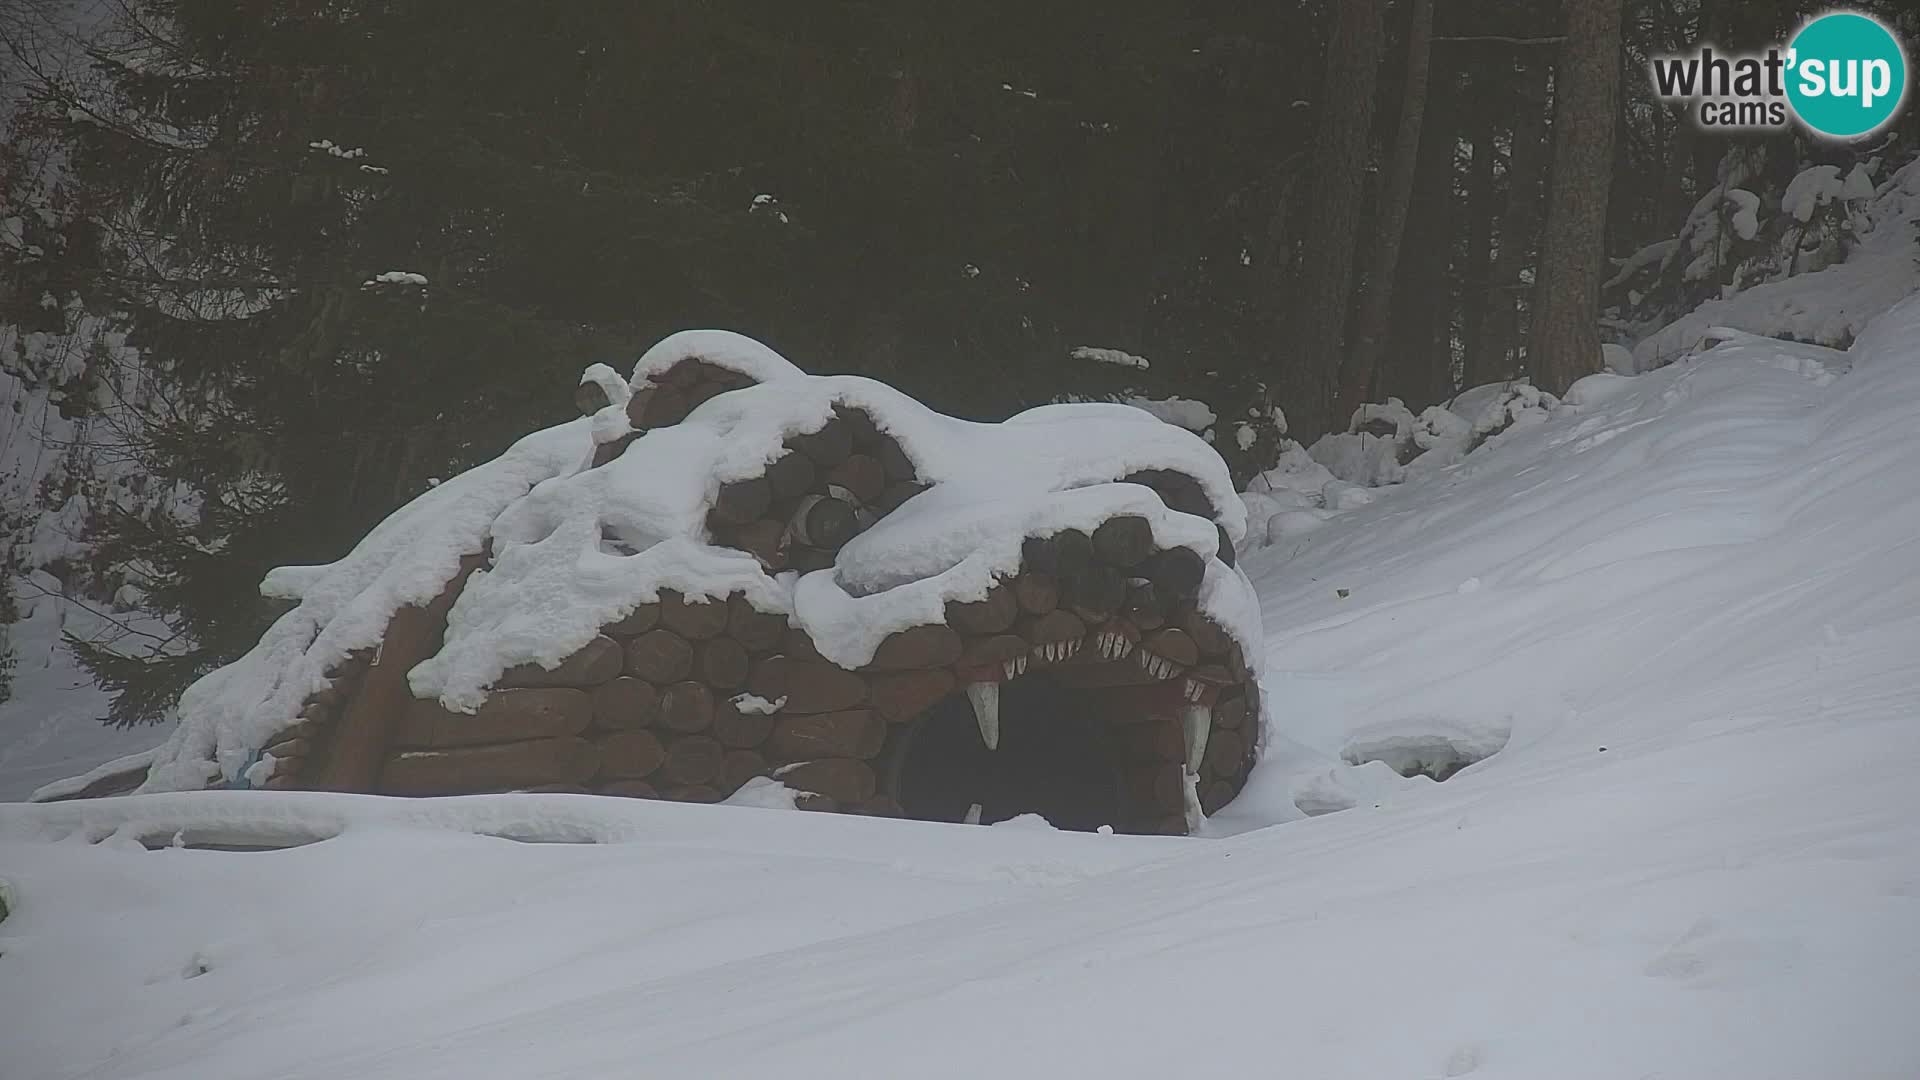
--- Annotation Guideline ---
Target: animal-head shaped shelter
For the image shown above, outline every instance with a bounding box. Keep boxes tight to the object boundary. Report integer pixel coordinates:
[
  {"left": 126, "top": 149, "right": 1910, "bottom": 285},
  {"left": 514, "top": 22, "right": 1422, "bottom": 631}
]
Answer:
[{"left": 68, "top": 332, "right": 1265, "bottom": 834}]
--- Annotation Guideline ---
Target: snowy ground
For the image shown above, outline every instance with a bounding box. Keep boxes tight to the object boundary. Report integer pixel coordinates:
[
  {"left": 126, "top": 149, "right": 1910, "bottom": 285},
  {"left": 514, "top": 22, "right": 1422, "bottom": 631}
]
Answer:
[
  {"left": 0, "top": 584, "right": 171, "bottom": 802},
  {"left": 5, "top": 296, "right": 1920, "bottom": 1077}
]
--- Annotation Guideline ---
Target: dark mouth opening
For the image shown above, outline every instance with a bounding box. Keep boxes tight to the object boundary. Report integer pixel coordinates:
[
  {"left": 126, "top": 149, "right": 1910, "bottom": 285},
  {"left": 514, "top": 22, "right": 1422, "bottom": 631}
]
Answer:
[{"left": 891, "top": 672, "right": 1132, "bottom": 832}]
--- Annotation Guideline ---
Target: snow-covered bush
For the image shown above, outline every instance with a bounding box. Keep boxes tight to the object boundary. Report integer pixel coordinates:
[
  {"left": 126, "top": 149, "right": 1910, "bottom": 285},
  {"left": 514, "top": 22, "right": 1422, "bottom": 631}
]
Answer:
[
  {"left": 1239, "top": 441, "right": 1339, "bottom": 550},
  {"left": 1293, "top": 383, "right": 1560, "bottom": 494},
  {"left": 1605, "top": 146, "right": 1913, "bottom": 366},
  {"left": 1066, "top": 344, "right": 1290, "bottom": 485}
]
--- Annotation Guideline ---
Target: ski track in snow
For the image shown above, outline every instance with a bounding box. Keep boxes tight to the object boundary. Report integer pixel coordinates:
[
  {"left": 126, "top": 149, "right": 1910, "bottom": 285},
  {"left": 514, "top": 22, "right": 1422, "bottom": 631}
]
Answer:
[{"left": 4, "top": 300, "right": 1920, "bottom": 1077}]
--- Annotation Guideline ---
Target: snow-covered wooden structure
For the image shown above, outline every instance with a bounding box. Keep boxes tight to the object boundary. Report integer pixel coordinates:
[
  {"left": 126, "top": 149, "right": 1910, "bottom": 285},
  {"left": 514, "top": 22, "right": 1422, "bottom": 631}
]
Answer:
[{"left": 90, "top": 332, "right": 1265, "bottom": 833}]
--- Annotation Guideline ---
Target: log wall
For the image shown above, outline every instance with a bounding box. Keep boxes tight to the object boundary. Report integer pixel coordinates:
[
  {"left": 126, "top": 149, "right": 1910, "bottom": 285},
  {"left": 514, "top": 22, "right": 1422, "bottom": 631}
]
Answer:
[{"left": 257, "top": 355, "right": 1262, "bottom": 832}]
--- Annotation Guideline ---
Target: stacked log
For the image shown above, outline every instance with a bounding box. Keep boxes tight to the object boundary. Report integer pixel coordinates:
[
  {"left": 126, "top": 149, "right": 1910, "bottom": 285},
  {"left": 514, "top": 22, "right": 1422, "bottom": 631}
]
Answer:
[
  {"left": 583, "top": 358, "right": 760, "bottom": 467},
  {"left": 282, "top": 412, "right": 1259, "bottom": 830},
  {"left": 186, "top": 351, "right": 1271, "bottom": 833},
  {"left": 338, "top": 515, "right": 1262, "bottom": 827},
  {"left": 705, "top": 404, "right": 926, "bottom": 574},
  {"left": 1118, "top": 468, "right": 1217, "bottom": 521},
  {"left": 626, "top": 358, "right": 758, "bottom": 431},
  {"left": 349, "top": 589, "right": 884, "bottom": 810},
  {"left": 364, "top": 591, "right": 772, "bottom": 802},
  {"left": 250, "top": 646, "right": 377, "bottom": 790},
  {"left": 743, "top": 652, "right": 888, "bottom": 810}
]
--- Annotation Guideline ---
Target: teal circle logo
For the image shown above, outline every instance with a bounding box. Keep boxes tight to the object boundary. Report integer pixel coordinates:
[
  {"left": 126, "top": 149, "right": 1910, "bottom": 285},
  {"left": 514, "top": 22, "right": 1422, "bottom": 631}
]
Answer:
[{"left": 1786, "top": 13, "right": 1907, "bottom": 138}]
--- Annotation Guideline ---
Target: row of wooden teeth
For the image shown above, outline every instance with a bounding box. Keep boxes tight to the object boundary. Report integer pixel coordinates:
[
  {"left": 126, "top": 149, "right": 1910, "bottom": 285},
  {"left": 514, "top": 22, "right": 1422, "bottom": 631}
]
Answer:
[
  {"left": 1033, "top": 639, "right": 1080, "bottom": 664},
  {"left": 1137, "top": 650, "right": 1180, "bottom": 680},
  {"left": 1094, "top": 631, "right": 1134, "bottom": 660}
]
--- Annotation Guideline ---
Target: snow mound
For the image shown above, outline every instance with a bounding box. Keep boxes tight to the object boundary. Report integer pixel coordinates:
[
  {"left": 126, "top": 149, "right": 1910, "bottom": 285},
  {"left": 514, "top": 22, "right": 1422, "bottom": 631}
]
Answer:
[{"left": 1339, "top": 715, "right": 1511, "bottom": 781}]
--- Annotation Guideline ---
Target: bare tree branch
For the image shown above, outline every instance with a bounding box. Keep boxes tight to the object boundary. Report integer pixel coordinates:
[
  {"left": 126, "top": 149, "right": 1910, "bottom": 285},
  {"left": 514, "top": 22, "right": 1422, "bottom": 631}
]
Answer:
[{"left": 1435, "top": 34, "right": 1565, "bottom": 46}]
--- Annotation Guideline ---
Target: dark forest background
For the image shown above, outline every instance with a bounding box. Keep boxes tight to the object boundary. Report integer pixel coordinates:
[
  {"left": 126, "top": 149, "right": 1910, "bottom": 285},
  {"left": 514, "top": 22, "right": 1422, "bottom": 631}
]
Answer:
[{"left": 4, "top": 0, "right": 1918, "bottom": 722}]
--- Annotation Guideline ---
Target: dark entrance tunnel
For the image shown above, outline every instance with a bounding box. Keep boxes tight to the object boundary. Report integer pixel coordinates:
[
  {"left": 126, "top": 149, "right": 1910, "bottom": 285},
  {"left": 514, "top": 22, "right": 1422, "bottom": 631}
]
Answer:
[{"left": 891, "top": 672, "right": 1131, "bottom": 832}]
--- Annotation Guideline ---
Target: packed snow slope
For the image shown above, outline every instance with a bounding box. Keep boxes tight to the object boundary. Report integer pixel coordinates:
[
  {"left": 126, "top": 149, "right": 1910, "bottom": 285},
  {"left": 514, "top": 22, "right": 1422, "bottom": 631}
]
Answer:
[{"left": 5, "top": 296, "right": 1920, "bottom": 1078}]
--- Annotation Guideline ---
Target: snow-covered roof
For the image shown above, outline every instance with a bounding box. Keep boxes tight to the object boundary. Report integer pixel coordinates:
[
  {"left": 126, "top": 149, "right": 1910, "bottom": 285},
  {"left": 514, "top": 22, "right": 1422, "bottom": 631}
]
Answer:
[{"left": 136, "top": 331, "right": 1260, "bottom": 793}]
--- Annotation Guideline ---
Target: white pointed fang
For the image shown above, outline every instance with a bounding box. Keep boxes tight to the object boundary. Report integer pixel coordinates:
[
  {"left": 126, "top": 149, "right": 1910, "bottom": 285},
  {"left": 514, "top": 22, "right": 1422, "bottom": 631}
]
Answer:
[
  {"left": 1002, "top": 658, "right": 1018, "bottom": 681},
  {"left": 1016, "top": 655, "right": 1029, "bottom": 675},
  {"left": 1183, "top": 678, "right": 1204, "bottom": 702},
  {"left": 1183, "top": 703, "right": 1213, "bottom": 776},
  {"left": 964, "top": 802, "right": 983, "bottom": 825},
  {"left": 1061, "top": 640, "right": 1080, "bottom": 659},
  {"left": 966, "top": 681, "right": 1000, "bottom": 750}
]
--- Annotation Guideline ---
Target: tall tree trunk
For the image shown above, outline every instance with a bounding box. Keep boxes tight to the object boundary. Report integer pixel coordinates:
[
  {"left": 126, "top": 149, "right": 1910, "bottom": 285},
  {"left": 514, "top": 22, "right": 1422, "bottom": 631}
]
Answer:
[
  {"left": 1337, "top": 0, "right": 1435, "bottom": 420},
  {"left": 1386, "top": 54, "right": 1460, "bottom": 408},
  {"left": 1483, "top": 55, "right": 1551, "bottom": 380},
  {"left": 1280, "top": 0, "right": 1387, "bottom": 442},
  {"left": 1529, "top": 0, "right": 1624, "bottom": 394},
  {"left": 1690, "top": 0, "right": 1727, "bottom": 199},
  {"left": 1460, "top": 76, "right": 1497, "bottom": 388}
]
